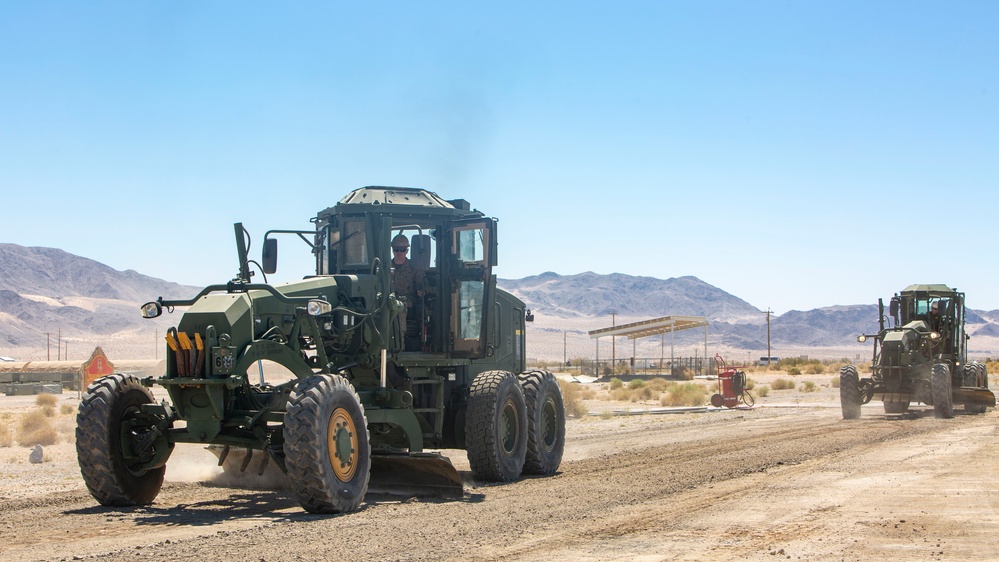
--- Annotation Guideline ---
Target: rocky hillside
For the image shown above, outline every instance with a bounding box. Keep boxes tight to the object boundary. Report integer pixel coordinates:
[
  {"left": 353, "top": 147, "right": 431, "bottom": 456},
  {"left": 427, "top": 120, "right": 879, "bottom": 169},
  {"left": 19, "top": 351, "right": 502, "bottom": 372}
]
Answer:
[
  {"left": 498, "top": 272, "right": 762, "bottom": 323},
  {"left": 1, "top": 244, "right": 997, "bottom": 360},
  {"left": 0, "top": 244, "right": 201, "bottom": 359}
]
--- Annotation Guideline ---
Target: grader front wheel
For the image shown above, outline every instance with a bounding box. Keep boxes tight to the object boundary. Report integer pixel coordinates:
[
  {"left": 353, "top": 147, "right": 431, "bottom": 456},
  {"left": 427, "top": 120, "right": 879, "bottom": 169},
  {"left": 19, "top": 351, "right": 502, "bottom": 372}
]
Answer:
[
  {"left": 839, "top": 366, "right": 862, "bottom": 420},
  {"left": 284, "top": 375, "right": 371, "bottom": 513},
  {"left": 76, "top": 374, "right": 169, "bottom": 506},
  {"left": 931, "top": 363, "right": 954, "bottom": 419}
]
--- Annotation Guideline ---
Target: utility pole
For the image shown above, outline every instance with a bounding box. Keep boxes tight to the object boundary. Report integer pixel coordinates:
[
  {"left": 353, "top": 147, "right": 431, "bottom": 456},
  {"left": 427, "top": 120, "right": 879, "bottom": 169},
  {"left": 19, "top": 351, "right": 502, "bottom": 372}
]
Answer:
[
  {"left": 764, "top": 308, "right": 773, "bottom": 365},
  {"left": 46, "top": 333, "right": 51, "bottom": 361},
  {"left": 610, "top": 311, "right": 617, "bottom": 374},
  {"left": 562, "top": 330, "right": 567, "bottom": 367},
  {"left": 57, "top": 327, "right": 61, "bottom": 361}
]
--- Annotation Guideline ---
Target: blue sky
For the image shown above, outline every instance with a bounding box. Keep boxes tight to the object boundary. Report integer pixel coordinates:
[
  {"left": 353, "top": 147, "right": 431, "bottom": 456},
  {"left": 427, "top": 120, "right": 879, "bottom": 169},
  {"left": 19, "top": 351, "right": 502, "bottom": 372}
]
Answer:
[{"left": 1, "top": 2, "right": 996, "bottom": 314}]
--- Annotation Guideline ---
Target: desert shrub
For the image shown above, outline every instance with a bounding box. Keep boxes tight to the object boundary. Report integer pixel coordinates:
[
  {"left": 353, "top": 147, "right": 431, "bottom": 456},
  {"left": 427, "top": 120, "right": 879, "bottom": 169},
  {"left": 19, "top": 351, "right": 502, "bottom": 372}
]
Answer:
[
  {"left": 627, "top": 379, "right": 646, "bottom": 390},
  {"left": 608, "top": 378, "right": 624, "bottom": 390},
  {"left": 558, "top": 380, "right": 589, "bottom": 418},
  {"left": 0, "top": 424, "right": 12, "bottom": 447},
  {"left": 17, "top": 409, "right": 58, "bottom": 446},
  {"left": 60, "top": 404, "right": 75, "bottom": 415},
  {"left": 41, "top": 405, "right": 55, "bottom": 417},
  {"left": 800, "top": 381, "right": 817, "bottom": 392},
  {"left": 830, "top": 376, "right": 841, "bottom": 388},
  {"left": 771, "top": 378, "right": 795, "bottom": 390},
  {"left": 786, "top": 367, "right": 801, "bottom": 376},
  {"left": 610, "top": 388, "right": 632, "bottom": 402},
  {"left": 806, "top": 363, "right": 825, "bottom": 375},
  {"left": 646, "top": 378, "right": 672, "bottom": 392},
  {"left": 678, "top": 368, "right": 694, "bottom": 380},
  {"left": 661, "top": 382, "right": 707, "bottom": 407},
  {"left": 35, "top": 394, "right": 58, "bottom": 407},
  {"left": 756, "top": 385, "right": 770, "bottom": 397},
  {"left": 744, "top": 378, "right": 756, "bottom": 391},
  {"left": 638, "top": 386, "right": 658, "bottom": 401}
]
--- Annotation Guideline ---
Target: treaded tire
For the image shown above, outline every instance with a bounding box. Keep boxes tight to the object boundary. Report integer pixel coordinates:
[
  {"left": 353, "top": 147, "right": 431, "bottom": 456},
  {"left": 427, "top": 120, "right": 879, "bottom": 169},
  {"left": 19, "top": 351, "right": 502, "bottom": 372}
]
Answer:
[
  {"left": 518, "top": 370, "right": 565, "bottom": 476},
  {"left": 465, "top": 370, "right": 527, "bottom": 482},
  {"left": 882, "top": 393, "right": 910, "bottom": 414},
  {"left": 963, "top": 363, "right": 987, "bottom": 414},
  {"left": 76, "top": 374, "right": 166, "bottom": 506},
  {"left": 284, "top": 374, "right": 370, "bottom": 513},
  {"left": 931, "top": 363, "right": 954, "bottom": 419},
  {"left": 839, "top": 365, "right": 861, "bottom": 420}
]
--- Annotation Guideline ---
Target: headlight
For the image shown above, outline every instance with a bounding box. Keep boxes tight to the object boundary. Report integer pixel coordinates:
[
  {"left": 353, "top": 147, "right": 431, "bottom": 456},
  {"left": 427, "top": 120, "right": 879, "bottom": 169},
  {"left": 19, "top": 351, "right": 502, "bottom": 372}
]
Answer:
[
  {"left": 929, "top": 332, "right": 941, "bottom": 340},
  {"left": 307, "top": 300, "right": 332, "bottom": 316},
  {"left": 141, "top": 301, "right": 162, "bottom": 319},
  {"left": 857, "top": 335, "right": 867, "bottom": 343}
]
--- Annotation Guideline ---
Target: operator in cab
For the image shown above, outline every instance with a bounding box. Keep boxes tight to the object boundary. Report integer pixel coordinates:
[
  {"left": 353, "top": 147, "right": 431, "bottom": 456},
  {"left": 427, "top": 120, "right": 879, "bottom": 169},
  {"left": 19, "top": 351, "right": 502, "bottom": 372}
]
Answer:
[{"left": 389, "top": 234, "right": 420, "bottom": 350}]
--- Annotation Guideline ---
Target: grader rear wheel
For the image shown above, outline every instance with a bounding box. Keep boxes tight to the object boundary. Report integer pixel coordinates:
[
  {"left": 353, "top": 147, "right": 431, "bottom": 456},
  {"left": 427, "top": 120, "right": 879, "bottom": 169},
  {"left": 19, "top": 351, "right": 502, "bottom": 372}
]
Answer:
[
  {"left": 839, "top": 365, "right": 862, "bottom": 420},
  {"left": 931, "top": 363, "right": 954, "bottom": 419},
  {"left": 963, "top": 363, "right": 987, "bottom": 414},
  {"left": 882, "top": 393, "right": 910, "bottom": 414},
  {"left": 466, "top": 371, "right": 528, "bottom": 482},
  {"left": 284, "top": 374, "right": 371, "bottom": 513},
  {"left": 518, "top": 370, "right": 566, "bottom": 476}
]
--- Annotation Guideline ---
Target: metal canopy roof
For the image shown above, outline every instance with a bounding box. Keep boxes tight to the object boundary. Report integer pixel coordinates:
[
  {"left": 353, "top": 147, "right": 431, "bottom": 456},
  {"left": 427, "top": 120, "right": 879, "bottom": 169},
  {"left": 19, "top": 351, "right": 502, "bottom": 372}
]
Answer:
[{"left": 588, "top": 315, "right": 708, "bottom": 340}]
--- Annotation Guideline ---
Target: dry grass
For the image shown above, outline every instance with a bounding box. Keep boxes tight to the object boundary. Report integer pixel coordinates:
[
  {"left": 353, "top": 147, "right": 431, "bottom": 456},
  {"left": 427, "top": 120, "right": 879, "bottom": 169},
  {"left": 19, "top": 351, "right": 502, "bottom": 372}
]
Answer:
[
  {"left": 0, "top": 424, "right": 12, "bottom": 448},
  {"left": 806, "top": 364, "right": 826, "bottom": 375},
  {"left": 830, "top": 376, "right": 841, "bottom": 388},
  {"left": 756, "top": 385, "right": 770, "bottom": 397},
  {"left": 60, "top": 404, "right": 75, "bottom": 416},
  {"left": 771, "top": 378, "right": 795, "bottom": 391},
  {"left": 35, "top": 394, "right": 58, "bottom": 408},
  {"left": 660, "top": 382, "right": 707, "bottom": 407},
  {"left": 800, "top": 381, "right": 817, "bottom": 392},
  {"left": 17, "top": 409, "right": 58, "bottom": 447},
  {"left": 558, "top": 380, "right": 590, "bottom": 418}
]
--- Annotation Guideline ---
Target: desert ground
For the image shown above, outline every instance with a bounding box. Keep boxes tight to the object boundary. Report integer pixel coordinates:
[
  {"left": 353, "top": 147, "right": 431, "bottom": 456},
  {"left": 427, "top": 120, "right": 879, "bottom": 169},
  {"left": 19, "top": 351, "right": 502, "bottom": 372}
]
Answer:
[{"left": 0, "top": 371, "right": 996, "bottom": 562}]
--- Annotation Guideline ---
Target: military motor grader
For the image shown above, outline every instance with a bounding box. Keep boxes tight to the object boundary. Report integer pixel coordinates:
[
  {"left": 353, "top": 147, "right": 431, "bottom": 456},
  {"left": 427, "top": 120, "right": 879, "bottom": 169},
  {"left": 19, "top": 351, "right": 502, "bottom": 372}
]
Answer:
[
  {"left": 76, "top": 186, "right": 565, "bottom": 513},
  {"left": 840, "top": 284, "right": 995, "bottom": 419}
]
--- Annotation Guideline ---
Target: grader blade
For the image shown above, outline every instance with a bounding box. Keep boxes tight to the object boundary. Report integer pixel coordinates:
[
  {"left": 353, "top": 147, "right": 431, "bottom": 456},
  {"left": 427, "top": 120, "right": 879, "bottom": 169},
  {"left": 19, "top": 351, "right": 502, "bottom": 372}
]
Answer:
[
  {"left": 954, "top": 387, "right": 997, "bottom": 408},
  {"left": 368, "top": 452, "right": 464, "bottom": 499}
]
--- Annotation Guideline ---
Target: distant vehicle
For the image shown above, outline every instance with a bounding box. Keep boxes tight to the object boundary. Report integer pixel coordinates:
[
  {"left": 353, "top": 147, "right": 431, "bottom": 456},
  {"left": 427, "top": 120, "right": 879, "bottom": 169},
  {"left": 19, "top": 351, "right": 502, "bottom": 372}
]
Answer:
[
  {"left": 758, "top": 356, "right": 780, "bottom": 366},
  {"left": 0, "top": 357, "right": 16, "bottom": 362}
]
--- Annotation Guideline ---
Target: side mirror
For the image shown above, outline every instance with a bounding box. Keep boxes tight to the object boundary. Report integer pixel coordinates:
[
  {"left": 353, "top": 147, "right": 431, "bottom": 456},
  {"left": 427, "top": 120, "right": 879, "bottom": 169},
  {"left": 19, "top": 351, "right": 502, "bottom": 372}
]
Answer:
[
  {"left": 525, "top": 309, "right": 535, "bottom": 323},
  {"left": 262, "top": 238, "right": 278, "bottom": 274},
  {"left": 889, "top": 298, "right": 899, "bottom": 318}
]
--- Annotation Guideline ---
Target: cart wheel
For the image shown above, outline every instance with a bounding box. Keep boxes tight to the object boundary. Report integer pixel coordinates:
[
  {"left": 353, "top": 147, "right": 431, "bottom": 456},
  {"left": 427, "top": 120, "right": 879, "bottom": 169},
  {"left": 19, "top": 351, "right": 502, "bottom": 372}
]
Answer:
[{"left": 710, "top": 393, "right": 724, "bottom": 408}]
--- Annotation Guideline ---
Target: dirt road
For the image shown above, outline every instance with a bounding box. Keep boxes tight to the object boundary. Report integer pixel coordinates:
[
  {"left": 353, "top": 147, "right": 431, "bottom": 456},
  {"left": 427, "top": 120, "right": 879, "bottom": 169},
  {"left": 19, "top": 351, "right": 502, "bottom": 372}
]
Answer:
[{"left": 1, "top": 403, "right": 997, "bottom": 561}]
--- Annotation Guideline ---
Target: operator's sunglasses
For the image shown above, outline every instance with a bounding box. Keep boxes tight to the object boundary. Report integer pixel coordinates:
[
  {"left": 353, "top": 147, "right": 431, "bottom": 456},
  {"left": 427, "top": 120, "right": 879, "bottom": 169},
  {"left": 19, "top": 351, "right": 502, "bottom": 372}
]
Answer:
[{"left": 393, "top": 247, "right": 409, "bottom": 253}]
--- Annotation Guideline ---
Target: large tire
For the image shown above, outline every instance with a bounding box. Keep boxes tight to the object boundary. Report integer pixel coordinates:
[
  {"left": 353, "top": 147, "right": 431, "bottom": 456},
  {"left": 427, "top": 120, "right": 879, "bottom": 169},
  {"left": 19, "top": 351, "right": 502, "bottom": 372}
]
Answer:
[
  {"left": 931, "top": 363, "right": 954, "bottom": 419},
  {"left": 882, "top": 393, "right": 910, "bottom": 414},
  {"left": 518, "top": 370, "right": 565, "bottom": 476},
  {"left": 284, "top": 375, "right": 370, "bottom": 513},
  {"left": 963, "top": 363, "right": 987, "bottom": 414},
  {"left": 839, "top": 365, "right": 862, "bottom": 420},
  {"left": 465, "top": 370, "right": 527, "bottom": 482},
  {"left": 76, "top": 374, "right": 167, "bottom": 506}
]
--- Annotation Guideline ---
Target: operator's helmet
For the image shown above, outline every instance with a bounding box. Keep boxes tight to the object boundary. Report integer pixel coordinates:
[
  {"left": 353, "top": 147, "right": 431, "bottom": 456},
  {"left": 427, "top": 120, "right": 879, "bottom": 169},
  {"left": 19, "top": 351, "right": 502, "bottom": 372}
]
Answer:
[
  {"left": 930, "top": 300, "right": 941, "bottom": 312},
  {"left": 392, "top": 234, "right": 409, "bottom": 249}
]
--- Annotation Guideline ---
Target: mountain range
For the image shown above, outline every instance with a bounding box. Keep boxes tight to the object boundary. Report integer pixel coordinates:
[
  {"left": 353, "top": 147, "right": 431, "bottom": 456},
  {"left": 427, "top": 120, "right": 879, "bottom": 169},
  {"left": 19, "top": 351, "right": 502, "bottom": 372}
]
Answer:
[{"left": 1, "top": 243, "right": 998, "bottom": 361}]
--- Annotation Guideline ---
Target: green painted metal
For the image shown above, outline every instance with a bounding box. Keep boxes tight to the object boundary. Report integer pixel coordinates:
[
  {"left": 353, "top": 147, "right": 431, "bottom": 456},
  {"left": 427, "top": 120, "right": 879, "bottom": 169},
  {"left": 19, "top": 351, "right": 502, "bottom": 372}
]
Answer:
[{"left": 122, "top": 186, "right": 532, "bottom": 485}]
